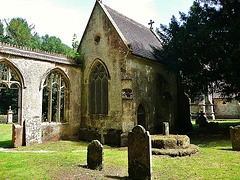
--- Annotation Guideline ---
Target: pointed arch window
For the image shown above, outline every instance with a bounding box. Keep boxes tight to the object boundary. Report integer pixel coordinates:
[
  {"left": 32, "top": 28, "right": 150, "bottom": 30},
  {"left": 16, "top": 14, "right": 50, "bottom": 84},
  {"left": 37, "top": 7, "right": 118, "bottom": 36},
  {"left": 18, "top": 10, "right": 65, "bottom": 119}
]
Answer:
[
  {"left": 42, "top": 70, "right": 69, "bottom": 123},
  {"left": 137, "top": 104, "right": 146, "bottom": 129},
  {"left": 89, "top": 61, "right": 109, "bottom": 114},
  {"left": 0, "top": 61, "right": 23, "bottom": 124}
]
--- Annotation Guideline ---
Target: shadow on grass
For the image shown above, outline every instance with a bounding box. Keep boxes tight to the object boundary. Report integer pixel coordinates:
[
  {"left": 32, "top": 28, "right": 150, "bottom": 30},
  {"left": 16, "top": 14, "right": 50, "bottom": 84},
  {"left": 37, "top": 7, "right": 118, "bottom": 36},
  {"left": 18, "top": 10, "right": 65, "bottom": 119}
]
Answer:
[
  {"left": 104, "top": 175, "right": 129, "bottom": 179},
  {"left": 78, "top": 165, "right": 88, "bottom": 169},
  {"left": 218, "top": 148, "right": 240, "bottom": 152},
  {"left": 0, "top": 140, "right": 12, "bottom": 148},
  {"left": 78, "top": 165, "right": 129, "bottom": 179}
]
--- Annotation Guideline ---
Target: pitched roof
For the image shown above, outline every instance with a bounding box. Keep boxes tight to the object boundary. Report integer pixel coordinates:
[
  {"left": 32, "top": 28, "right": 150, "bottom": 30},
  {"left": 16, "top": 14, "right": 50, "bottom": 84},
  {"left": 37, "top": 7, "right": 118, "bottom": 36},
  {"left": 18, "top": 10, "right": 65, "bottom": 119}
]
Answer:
[{"left": 103, "top": 4, "right": 161, "bottom": 61}]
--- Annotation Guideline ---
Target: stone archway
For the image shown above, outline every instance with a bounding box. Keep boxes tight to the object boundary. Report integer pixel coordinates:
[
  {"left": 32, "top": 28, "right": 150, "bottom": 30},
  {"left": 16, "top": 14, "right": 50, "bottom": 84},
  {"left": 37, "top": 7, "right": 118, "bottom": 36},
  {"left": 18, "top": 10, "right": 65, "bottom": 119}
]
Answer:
[
  {"left": 0, "top": 59, "right": 24, "bottom": 125},
  {"left": 0, "top": 58, "right": 25, "bottom": 147}
]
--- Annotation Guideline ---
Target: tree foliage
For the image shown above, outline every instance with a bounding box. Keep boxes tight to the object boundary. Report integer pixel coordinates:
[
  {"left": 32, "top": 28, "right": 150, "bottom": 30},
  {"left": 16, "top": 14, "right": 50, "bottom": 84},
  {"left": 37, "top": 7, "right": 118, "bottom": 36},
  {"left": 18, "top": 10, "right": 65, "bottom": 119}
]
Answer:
[
  {"left": 155, "top": 0, "right": 240, "bottom": 98},
  {"left": 0, "top": 17, "right": 75, "bottom": 56}
]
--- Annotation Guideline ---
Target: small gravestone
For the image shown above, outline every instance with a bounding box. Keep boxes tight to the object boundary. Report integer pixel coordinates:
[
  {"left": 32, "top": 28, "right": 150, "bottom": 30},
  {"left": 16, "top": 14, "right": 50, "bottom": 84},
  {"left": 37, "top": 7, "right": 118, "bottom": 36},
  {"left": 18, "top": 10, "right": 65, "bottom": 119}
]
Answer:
[
  {"left": 230, "top": 125, "right": 240, "bottom": 150},
  {"left": 87, "top": 140, "right": 103, "bottom": 170},
  {"left": 163, "top": 122, "right": 169, "bottom": 136},
  {"left": 128, "top": 125, "right": 152, "bottom": 180},
  {"left": 7, "top": 106, "right": 13, "bottom": 124},
  {"left": 196, "top": 111, "right": 208, "bottom": 128},
  {"left": 12, "top": 124, "right": 23, "bottom": 147}
]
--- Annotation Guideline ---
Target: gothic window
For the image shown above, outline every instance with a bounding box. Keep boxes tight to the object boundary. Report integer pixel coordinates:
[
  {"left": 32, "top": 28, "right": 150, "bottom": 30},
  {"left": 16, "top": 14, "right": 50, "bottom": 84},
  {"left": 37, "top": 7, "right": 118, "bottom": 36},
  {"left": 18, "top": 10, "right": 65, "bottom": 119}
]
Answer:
[
  {"left": 42, "top": 70, "right": 69, "bottom": 123},
  {"left": 89, "top": 62, "right": 109, "bottom": 114},
  {"left": 0, "top": 61, "right": 22, "bottom": 124}
]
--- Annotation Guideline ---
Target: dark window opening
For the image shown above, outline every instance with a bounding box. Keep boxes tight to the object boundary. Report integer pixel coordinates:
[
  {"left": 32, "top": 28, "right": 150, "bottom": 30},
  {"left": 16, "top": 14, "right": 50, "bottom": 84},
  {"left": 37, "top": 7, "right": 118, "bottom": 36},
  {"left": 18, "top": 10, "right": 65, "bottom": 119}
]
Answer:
[{"left": 89, "top": 62, "right": 109, "bottom": 114}]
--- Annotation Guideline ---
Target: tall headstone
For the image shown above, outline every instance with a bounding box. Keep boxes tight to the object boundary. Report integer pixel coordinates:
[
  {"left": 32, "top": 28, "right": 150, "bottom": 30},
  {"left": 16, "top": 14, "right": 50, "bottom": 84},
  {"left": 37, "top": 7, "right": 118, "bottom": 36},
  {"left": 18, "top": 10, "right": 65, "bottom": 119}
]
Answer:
[
  {"left": 163, "top": 122, "right": 169, "bottom": 136},
  {"left": 128, "top": 125, "right": 152, "bottom": 180},
  {"left": 230, "top": 125, "right": 240, "bottom": 150},
  {"left": 87, "top": 140, "right": 104, "bottom": 170},
  {"left": 7, "top": 106, "right": 13, "bottom": 124}
]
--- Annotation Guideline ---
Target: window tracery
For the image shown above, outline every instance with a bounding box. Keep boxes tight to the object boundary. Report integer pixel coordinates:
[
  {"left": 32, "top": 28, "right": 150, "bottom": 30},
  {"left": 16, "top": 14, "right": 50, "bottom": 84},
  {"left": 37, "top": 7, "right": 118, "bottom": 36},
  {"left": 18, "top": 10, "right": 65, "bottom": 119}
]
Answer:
[
  {"left": 89, "top": 62, "right": 109, "bottom": 114},
  {"left": 42, "top": 70, "right": 69, "bottom": 123},
  {"left": 0, "top": 61, "right": 22, "bottom": 124}
]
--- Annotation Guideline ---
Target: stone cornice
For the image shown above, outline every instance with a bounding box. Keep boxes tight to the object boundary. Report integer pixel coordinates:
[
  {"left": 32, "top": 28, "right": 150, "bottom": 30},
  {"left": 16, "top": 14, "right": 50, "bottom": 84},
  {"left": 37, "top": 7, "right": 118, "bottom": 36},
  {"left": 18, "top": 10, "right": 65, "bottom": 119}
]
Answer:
[{"left": 0, "top": 43, "right": 76, "bottom": 65}]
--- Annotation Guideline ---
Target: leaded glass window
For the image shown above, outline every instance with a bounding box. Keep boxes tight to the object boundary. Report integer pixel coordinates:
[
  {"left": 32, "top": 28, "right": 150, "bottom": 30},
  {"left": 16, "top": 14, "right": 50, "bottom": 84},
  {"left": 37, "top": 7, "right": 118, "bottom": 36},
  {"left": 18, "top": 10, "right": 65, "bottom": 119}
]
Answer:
[
  {"left": 42, "top": 70, "right": 69, "bottom": 123},
  {"left": 89, "top": 62, "right": 109, "bottom": 114},
  {"left": 0, "top": 61, "right": 22, "bottom": 124}
]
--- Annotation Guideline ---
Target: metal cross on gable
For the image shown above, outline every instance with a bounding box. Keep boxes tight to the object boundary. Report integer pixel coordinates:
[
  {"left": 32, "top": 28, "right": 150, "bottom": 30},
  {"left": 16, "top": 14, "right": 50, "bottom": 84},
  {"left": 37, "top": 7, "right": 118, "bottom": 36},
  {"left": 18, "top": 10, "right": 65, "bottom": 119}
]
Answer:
[{"left": 148, "top": 19, "right": 155, "bottom": 30}]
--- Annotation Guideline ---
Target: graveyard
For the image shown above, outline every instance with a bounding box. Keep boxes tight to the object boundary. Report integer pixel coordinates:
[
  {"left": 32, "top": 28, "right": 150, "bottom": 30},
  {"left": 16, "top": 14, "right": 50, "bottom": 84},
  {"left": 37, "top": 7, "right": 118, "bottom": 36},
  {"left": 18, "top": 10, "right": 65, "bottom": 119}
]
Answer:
[
  {"left": 0, "top": 1, "right": 239, "bottom": 179},
  {"left": 1, "top": 121, "right": 240, "bottom": 179}
]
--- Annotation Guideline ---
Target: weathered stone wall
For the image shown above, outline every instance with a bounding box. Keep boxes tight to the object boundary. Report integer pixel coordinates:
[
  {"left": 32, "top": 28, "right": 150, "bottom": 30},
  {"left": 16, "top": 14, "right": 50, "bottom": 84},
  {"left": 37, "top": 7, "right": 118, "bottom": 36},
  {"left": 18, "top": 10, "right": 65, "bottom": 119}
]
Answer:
[
  {"left": 79, "top": 2, "right": 179, "bottom": 144},
  {"left": 79, "top": 2, "right": 128, "bottom": 138},
  {"left": 126, "top": 55, "right": 179, "bottom": 134},
  {"left": 0, "top": 53, "right": 82, "bottom": 145},
  {"left": 214, "top": 99, "right": 240, "bottom": 119}
]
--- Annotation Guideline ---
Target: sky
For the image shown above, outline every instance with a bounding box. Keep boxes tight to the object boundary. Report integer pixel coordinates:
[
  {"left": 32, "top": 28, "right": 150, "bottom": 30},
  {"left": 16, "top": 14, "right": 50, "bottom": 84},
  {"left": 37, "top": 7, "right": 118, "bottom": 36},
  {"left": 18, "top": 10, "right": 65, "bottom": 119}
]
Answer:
[{"left": 0, "top": 0, "right": 194, "bottom": 47}]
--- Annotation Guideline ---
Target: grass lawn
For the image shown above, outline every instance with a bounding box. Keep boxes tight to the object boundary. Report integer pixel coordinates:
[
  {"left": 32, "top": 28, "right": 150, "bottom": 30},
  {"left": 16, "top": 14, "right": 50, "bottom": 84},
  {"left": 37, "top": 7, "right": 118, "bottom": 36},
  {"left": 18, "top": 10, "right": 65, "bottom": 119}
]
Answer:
[{"left": 1, "top": 122, "right": 240, "bottom": 179}]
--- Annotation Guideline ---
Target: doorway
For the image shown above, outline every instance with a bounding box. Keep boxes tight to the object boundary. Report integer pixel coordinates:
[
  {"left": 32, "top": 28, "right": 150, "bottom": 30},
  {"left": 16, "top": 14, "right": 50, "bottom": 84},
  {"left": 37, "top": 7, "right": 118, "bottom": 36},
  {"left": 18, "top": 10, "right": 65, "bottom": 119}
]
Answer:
[{"left": 137, "top": 104, "right": 146, "bottom": 129}]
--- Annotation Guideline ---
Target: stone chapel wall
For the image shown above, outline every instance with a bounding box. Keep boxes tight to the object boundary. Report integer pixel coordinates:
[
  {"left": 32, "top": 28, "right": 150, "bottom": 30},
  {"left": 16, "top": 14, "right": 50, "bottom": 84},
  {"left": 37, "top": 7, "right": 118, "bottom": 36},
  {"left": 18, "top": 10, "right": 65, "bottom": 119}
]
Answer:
[
  {"left": 79, "top": 2, "right": 129, "bottom": 145},
  {"left": 126, "top": 55, "right": 179, "bottom": 134}
]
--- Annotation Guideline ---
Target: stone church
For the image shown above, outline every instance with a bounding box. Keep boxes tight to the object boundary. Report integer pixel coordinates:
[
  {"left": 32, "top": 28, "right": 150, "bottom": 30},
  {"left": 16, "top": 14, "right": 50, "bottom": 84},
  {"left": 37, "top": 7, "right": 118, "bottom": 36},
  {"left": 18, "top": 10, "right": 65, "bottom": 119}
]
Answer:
[{"left": 0, "top": 0, "right": 191, "bottom": 147}]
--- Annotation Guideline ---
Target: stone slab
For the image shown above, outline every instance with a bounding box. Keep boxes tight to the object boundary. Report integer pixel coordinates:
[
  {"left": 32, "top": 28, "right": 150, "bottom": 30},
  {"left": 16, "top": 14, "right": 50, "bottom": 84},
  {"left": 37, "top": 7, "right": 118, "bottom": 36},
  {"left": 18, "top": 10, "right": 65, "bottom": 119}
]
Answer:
[
  {"left": 230, "top": 125, "right": 240, "bottom": 150},
  {"left": 152, "top": 144, "right": 199, "bottom": 157},
  {"left": 12, "top": 124, "right": 23, "bottom": 148}
]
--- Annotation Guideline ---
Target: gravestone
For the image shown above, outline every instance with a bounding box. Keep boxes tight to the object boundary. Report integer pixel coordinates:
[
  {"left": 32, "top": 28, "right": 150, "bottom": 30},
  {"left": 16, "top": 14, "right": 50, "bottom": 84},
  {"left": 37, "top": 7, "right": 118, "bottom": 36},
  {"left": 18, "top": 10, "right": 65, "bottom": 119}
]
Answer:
[
  {"left": 12, "top": 124, "right": 23, "bottom": 147},
  {"left": 98, "top": 128, "right": 107, "bottom": 144},
  {"left": 163, "top": 122, "right": 169, "bottom": 136},
  {"left": 128, "top": 125, "right": 152, "bottom": 180},
  {"left": 196, "top": 111, "right": 208, "bottom": 128},
  {"left": 7, "top": 106, "right": 13, "bottom": 124},
  {"left": 87, "top": 140, "right": 104, "bottom": 170},
  {"left": 230, "top": 125, "right": 240, "bottom": 150}
]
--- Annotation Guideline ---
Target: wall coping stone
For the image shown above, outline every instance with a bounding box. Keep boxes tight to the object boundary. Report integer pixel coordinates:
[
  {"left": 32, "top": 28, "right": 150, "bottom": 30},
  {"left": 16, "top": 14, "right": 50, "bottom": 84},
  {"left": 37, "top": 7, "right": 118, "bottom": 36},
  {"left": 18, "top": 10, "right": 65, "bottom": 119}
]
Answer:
[{"left": 0, "top": 42, "right": 76, "bottom": 65}]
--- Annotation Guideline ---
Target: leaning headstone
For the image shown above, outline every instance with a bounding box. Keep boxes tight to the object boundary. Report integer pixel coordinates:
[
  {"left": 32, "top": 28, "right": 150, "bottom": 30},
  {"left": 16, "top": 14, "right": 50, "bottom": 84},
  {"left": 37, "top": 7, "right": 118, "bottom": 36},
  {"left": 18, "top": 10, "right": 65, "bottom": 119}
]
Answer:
[
  {"left": 12, "top": 124, "right": 23, "bottom": 147},
  {"left": 87, "top": 140, "right": 103, "bottom": 170},
  {"left": 7, "top": 106, "right": 13, "bottom": 124},
  {"left": 230, "top": 125, "right": 240, "bottom": 150},
  {"left": 128, "top": 125, "right": 152, "bottom": 180},
  {"left": 163, "top": 122, "right": 169, "bottom": 136}
]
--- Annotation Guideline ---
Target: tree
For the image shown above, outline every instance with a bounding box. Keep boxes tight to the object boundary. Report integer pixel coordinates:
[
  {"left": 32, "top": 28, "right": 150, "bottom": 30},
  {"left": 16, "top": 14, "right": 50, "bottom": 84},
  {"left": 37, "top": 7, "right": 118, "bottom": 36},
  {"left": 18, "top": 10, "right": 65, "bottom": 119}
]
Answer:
[
  {"left": 5, "top": 18, "right": 35, "bottom": 47},
  {"left": 40, "top": 34, "right": 74, "bottom": 56},
  {"left": 0, "top": 20, "right": 4, "bottom": 42},
  {"left": 155, "top": 1, "right": 240, "bottom": 98},
  {"left": 0, "top": 18, "right": 75, "bottom": 56}
]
